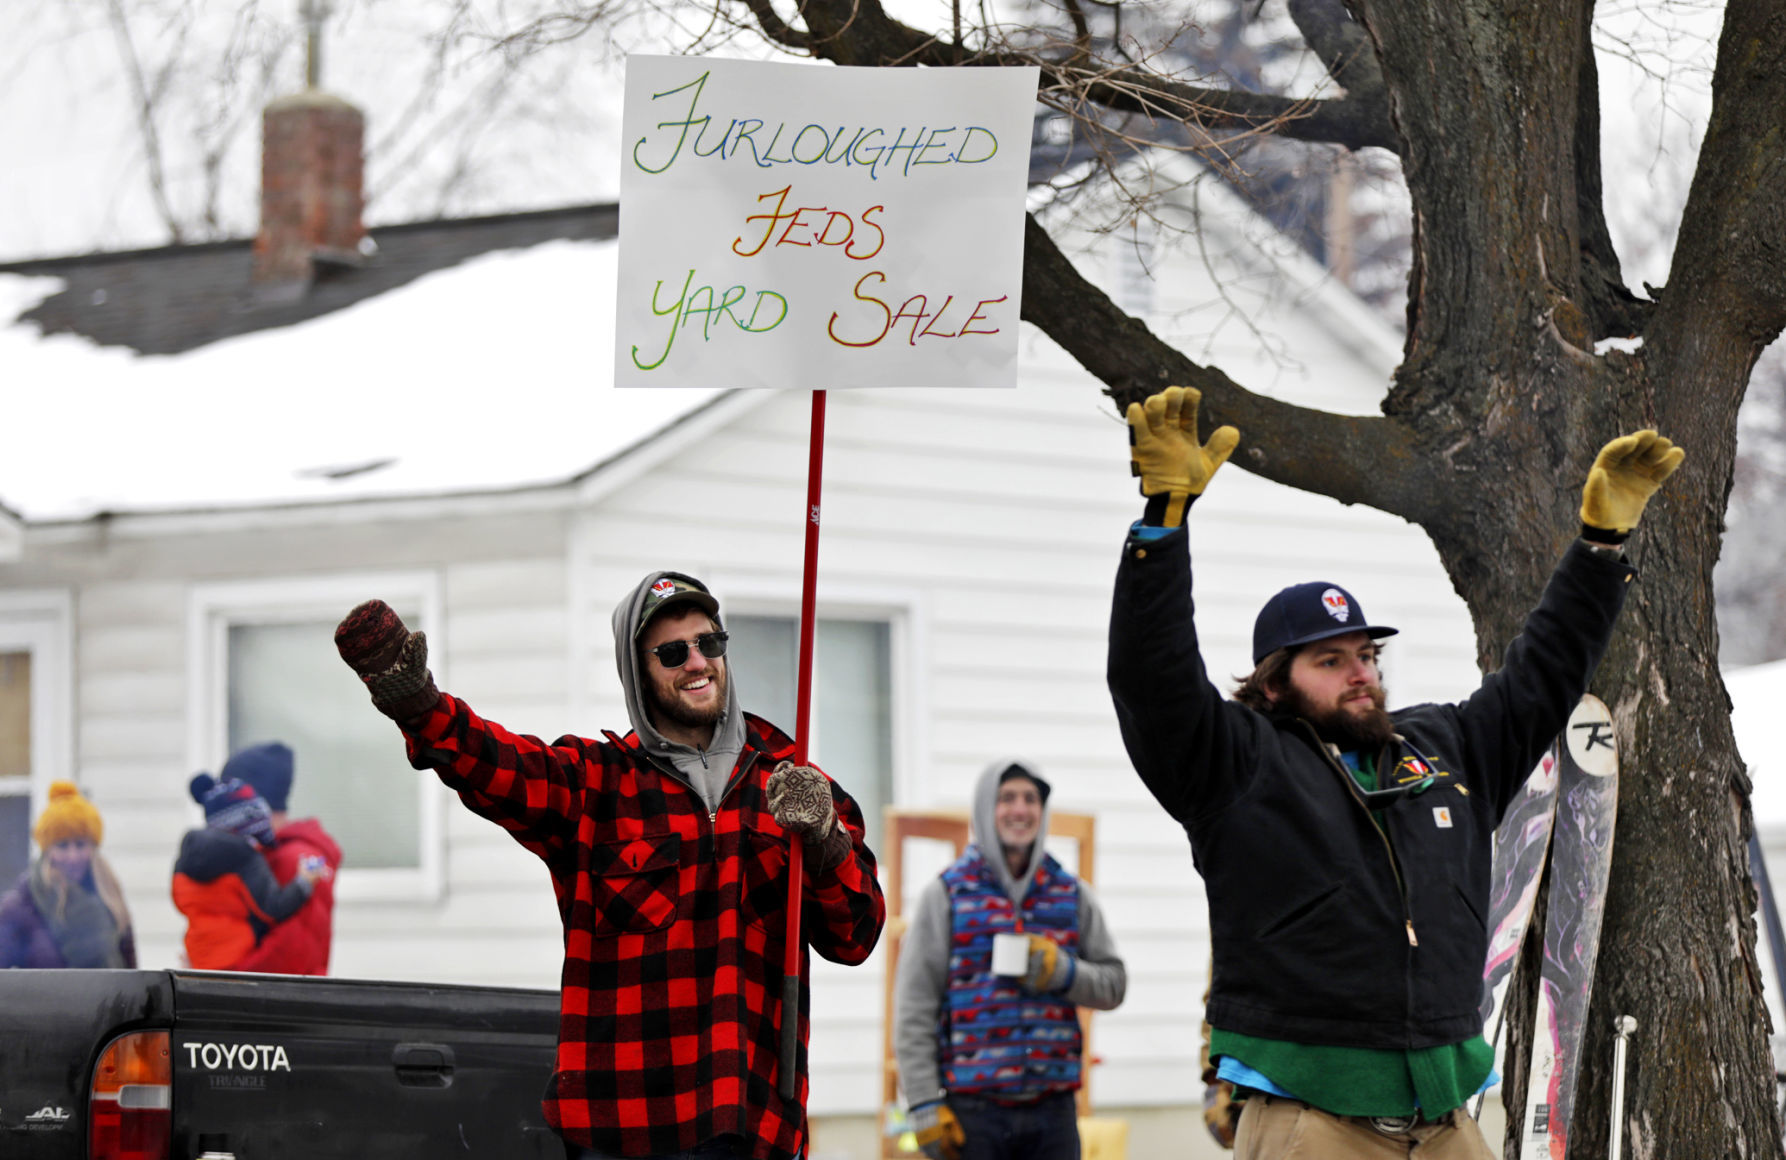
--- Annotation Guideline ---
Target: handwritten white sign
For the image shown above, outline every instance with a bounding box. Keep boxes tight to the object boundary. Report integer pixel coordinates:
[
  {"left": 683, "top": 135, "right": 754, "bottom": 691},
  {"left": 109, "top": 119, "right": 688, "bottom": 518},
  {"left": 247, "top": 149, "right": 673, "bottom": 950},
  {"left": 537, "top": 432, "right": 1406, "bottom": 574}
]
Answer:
[{"left": 617, "top": 55, "right": 1039, "bottom": 390}]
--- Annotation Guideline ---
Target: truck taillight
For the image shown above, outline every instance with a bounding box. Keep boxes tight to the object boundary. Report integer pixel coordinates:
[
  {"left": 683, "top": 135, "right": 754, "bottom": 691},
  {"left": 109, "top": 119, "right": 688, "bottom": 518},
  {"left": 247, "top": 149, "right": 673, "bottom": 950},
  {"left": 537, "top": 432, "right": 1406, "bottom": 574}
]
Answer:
[{"left": 89, "top": 1029, "right": 171, "bottom": 1160}]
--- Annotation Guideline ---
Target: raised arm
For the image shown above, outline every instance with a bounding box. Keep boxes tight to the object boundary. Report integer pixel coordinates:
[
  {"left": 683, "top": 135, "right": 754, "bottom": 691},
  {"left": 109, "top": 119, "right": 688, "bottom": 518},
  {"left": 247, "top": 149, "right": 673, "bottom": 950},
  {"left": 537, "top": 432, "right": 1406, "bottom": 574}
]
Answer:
[
  {"left": 335, "top": 599, "right": 587, "bottom": 861},
  {"left": 1446, "top": 431, "right": 1683, "bottom": 809},
  {"left": 1109, "top": 387, "right": 1257, "bottom": 824}
]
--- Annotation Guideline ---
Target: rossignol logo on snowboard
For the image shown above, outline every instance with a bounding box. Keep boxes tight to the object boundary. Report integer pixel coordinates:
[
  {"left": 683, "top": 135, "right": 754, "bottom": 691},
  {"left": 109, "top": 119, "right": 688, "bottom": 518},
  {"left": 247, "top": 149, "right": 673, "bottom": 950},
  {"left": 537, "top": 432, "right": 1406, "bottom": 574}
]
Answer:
[{"left": 1565, "top": 700, "right": 1617, "bottom": 777}]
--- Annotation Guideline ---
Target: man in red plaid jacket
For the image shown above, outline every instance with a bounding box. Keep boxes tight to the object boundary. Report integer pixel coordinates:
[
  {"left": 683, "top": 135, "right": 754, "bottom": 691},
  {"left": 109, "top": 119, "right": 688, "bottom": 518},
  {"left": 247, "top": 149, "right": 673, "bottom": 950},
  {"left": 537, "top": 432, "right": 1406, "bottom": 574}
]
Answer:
[{"left": 335, "top": 570, "right": 885, "bottom": 1160}]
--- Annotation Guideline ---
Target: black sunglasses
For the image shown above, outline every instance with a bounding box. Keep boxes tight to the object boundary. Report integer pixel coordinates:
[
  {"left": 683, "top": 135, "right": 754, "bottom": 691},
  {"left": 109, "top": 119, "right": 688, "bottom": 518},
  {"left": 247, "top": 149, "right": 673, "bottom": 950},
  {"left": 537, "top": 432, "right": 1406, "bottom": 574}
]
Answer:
[{"left": 645, "top": 631, "right": 729, "bottom": 668}]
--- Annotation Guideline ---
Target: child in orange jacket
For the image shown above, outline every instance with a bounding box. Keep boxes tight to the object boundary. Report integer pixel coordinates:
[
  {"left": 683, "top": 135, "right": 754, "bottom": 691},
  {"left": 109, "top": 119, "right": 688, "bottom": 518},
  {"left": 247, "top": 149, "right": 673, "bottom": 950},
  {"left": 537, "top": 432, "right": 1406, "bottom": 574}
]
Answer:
[{"left": 171, "top": 774, "right": 325, "bottom": 970}]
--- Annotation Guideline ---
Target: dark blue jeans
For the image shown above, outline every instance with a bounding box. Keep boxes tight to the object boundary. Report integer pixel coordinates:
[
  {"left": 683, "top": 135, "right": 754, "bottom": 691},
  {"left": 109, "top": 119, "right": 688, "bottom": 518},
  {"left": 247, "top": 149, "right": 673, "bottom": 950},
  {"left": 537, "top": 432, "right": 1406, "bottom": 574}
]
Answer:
[{"left": 952, "top": 1092, "right": 1080, "bottom": 1160}]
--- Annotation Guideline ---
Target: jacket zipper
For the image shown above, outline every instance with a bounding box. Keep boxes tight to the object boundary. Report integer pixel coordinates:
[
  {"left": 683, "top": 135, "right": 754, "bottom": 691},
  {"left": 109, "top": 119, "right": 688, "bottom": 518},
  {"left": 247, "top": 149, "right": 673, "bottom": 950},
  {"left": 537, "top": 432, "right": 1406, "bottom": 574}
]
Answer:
[
  {"left": 1303, "top": 724, "right": 1417, "bottom": 946},
  {"left": 610, "top": 731, "right": 759, "bottom": 850},
  {"left": 702, "top": 750, "right": 760, "bottom": 846}
]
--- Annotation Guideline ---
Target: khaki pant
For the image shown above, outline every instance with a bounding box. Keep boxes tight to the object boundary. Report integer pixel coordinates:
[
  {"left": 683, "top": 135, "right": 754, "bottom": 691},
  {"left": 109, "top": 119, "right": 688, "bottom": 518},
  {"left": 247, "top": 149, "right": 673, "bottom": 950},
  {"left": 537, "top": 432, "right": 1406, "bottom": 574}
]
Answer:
[{"left": 1235, "top": 1095, "right": 1496, "bottom": 1159}]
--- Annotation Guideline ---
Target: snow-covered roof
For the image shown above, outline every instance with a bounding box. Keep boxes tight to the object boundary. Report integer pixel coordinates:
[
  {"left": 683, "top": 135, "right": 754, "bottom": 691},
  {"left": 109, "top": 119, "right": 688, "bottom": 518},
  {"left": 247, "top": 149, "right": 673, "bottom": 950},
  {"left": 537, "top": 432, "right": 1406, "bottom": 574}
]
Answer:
[
  {"left": 0, "top": 237, "right": 724, "bottom": 521},
  {"left": 1725, "top": 659, "right": 1786, "bottom": 829}
]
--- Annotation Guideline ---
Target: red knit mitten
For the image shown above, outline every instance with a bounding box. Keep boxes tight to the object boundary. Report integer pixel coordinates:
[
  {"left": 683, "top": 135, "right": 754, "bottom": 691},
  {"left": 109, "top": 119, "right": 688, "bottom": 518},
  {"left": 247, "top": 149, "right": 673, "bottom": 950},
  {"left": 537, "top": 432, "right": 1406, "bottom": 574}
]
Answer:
[{"left": 335, "top": 599, "right": 439, "bottom": 722}]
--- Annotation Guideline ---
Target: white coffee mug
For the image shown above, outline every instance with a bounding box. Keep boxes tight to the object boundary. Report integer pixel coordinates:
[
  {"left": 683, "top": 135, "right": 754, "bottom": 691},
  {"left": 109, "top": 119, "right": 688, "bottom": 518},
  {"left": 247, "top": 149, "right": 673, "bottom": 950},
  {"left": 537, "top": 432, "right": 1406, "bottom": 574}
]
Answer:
[{"left": 991, "top": 931, "right": 1030, "bottom": 977}]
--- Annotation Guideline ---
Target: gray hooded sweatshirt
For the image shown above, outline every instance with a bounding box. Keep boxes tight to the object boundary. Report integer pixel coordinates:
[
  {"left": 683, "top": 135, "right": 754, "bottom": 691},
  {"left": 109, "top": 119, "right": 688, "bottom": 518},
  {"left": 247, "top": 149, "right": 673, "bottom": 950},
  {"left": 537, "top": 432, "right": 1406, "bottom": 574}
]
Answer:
[
  {"left": 610, "top": 570, "right": 747, "bottom": 811},
  {"left": 891, "top": 759, "right": 1127, "bottom": 1108}
]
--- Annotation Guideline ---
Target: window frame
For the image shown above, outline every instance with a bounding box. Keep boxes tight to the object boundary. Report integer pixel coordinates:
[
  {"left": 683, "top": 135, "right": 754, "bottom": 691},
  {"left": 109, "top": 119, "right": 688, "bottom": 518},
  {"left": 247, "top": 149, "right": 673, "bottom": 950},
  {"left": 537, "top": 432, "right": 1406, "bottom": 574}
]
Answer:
[
  {"left": 185, "top": 572, "right": 446, "bottom": 902},
  {"left": 709, "top": 582, "right": 922, "bottom": 820},
  {"left": 0, "top": 588, "right": 74, "bottom": 839}
]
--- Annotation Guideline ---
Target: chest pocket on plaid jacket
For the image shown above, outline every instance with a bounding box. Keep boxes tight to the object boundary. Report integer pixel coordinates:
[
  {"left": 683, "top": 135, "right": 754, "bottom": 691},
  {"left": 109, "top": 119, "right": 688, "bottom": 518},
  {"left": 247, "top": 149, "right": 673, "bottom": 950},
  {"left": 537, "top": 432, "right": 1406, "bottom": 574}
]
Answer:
[
  {"left": 740, "top": 828, "right": 791, "bottom": 936},
  {"left": 586, "top": 834, "right": 682, "bottom": 936}
]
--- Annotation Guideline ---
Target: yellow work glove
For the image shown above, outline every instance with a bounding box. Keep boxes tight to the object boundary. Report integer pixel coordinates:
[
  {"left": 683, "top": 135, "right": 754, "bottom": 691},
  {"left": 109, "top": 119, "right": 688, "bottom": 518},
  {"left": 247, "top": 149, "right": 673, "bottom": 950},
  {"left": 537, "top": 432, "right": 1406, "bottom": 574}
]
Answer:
[
  {"left": 1021, "top": 934, "right": 1073, "bottom": 993},
  {"left": 1579, "top": 429, "right": 1685, "bottom": 543},
  {"left": 910, "top": 1100, "right": 964, "bottom": 1160},
  {"left": 1126, "top": 386, "right": 1240, "bottom": 528}
]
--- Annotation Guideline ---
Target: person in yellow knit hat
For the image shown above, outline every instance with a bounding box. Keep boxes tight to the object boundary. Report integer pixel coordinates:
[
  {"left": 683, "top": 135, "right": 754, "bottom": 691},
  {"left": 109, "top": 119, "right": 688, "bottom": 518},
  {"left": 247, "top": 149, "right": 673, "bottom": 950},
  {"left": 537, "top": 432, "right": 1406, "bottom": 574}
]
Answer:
[{"left": 0, "top": 781, "right": 136, "bottom": 968}]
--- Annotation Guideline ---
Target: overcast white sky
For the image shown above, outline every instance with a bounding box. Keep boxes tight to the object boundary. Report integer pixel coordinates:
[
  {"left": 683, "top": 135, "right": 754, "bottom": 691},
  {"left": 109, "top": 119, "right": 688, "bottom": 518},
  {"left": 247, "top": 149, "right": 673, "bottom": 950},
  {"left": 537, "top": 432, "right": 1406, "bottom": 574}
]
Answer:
[{"left": 0, "top": 0, "right": 1723, "bottom": 282}]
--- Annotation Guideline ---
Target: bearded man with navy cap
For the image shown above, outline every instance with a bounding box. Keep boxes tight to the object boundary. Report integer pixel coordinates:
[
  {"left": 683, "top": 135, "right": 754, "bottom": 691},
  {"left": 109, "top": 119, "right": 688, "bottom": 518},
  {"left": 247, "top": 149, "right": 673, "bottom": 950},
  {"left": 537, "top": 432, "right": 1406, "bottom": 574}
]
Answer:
[{"left": 1107, "top": 387, "right": 1684, "bottom": 1159}]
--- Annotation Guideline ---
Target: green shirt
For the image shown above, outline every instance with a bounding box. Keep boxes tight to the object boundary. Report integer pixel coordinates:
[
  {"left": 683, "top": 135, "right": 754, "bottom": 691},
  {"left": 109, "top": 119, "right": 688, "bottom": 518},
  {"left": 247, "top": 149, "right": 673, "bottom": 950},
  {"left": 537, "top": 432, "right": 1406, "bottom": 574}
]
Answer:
[
  {"left": 1208, "top": 749, "right": 1494, "bottom": 1117},
  {"left": 1210, "top": 1028, "right": 1495, "bottom": 1118}
]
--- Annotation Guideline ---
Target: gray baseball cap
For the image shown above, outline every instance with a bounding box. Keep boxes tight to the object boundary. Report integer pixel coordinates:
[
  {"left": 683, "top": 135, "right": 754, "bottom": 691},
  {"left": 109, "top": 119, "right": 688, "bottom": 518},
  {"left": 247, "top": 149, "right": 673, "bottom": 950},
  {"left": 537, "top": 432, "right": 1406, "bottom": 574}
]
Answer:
[{"left": 634, "top": 572, "right": 721, "bottom": 639}]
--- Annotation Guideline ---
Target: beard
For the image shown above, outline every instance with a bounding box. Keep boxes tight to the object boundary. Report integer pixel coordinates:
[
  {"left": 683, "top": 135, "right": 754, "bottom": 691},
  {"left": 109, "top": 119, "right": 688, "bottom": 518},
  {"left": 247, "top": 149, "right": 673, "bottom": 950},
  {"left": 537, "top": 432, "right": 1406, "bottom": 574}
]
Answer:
[
  {"left": 1282, "top": 682, "right": 1397, "bottom": 750},
  {"left": 648, "top": 669, "right": 727, "bottom": 731}
]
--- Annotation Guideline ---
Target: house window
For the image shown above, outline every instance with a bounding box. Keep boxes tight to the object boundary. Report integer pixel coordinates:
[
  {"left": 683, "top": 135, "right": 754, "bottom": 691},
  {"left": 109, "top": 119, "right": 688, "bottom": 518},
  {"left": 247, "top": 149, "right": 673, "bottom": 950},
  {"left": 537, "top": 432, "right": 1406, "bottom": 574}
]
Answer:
[
  {"left": 0, "top": 592, "right": 72, "bottom": 889},
  {"left": 0, "top": 651, "right": 31, "bottom": 885},
  {"left": 723, "top": 616, "right": 894, "bottom": 852},
  {"left": 189, "top": 575, "right": 443, "bottom": 900}
]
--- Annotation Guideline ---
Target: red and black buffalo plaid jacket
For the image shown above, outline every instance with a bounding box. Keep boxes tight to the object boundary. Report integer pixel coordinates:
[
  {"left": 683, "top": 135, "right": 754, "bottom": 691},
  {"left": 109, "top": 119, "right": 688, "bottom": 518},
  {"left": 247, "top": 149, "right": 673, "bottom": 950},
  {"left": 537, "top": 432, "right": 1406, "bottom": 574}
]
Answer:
[{"left": 400, "top": 693, "right": 884, "bottom": 1160}]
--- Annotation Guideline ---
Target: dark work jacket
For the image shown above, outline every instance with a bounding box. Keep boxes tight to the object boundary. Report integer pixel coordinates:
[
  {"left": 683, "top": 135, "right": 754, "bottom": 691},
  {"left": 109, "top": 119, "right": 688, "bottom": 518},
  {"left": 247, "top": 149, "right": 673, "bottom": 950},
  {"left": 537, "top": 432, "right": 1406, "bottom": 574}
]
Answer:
[{"left": 1108, "top": 532, "right": 1635, "bottom": 1050}]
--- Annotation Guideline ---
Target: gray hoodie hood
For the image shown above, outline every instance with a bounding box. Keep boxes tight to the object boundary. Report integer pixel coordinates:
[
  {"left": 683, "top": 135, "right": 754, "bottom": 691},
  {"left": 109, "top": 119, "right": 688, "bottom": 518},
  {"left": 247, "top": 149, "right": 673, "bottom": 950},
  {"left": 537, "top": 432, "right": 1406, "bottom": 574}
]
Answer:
[
  {"left": 969, "top": 758, "right": 1053, "bottom": 905},
  {"left": 611, "top": 570, "right": 746, "bottom": 810}
]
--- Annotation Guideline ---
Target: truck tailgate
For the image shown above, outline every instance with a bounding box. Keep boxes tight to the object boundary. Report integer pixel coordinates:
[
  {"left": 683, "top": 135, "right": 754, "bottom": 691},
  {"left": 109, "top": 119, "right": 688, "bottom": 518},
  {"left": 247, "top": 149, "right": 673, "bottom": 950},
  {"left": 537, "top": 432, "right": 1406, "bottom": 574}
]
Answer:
[{"left": 168, "top": 971, "right": 562, "bottom": 1159}]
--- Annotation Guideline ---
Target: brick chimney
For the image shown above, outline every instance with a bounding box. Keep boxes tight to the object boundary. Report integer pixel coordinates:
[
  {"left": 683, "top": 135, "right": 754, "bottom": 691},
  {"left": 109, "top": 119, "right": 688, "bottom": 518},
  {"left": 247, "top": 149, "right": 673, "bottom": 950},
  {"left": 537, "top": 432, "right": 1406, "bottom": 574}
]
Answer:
[{"left": 252, "top": 90, "right": 366, "bottom": 287}]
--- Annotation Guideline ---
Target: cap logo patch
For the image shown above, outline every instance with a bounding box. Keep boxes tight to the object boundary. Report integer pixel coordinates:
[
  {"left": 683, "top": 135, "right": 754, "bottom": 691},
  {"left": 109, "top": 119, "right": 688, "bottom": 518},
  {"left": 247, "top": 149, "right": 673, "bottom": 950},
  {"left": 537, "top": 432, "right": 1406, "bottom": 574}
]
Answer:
[
  {"left": 649, "top": 578, "right": 678, "bottom": 602},
  {"left": 1321, "top": 588, "right": 1351, "bottom": 623}
]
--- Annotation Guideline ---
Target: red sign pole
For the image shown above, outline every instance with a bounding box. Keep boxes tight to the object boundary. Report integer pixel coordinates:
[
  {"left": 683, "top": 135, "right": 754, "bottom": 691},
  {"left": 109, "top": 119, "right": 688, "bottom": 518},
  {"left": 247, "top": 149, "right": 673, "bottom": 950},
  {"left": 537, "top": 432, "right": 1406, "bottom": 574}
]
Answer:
[{"left": 780, "top": 388, "right": 827, "bottom": 1100}]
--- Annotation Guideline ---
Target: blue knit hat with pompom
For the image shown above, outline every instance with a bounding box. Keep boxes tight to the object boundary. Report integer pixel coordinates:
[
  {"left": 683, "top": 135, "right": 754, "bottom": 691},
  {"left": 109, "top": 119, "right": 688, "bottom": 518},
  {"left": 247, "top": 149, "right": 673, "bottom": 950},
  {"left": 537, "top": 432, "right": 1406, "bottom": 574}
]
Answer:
[{"left": 189, "top": 774, "right": 276, "bottom": 848}]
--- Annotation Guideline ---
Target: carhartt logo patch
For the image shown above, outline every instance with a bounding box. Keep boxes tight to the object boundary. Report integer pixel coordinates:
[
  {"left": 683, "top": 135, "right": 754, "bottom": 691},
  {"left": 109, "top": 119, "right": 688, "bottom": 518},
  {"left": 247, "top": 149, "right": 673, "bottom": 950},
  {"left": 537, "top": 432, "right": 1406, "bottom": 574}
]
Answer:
[
  {"left": 1321, "top": 588, "right": 1351, "bottom": 623},
  {"left": 1432, "top": 807, "right": 1453, "bottom": 828}
]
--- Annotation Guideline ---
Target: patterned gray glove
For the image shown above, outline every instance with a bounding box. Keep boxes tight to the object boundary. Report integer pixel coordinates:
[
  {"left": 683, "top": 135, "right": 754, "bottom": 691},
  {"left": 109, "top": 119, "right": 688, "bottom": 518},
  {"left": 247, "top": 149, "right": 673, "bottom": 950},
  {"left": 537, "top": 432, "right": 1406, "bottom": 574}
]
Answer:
[{"left": 766, "top": 761, "right": 851, "bottom": 873}]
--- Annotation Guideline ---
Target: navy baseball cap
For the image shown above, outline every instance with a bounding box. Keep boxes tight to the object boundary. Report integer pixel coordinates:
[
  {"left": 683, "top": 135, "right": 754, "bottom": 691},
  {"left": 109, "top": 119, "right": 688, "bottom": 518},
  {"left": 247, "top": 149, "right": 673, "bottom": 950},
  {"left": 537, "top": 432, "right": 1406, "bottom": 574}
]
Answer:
[{"left": 1251, "top": 582, "right": 1398, "bottom": 664}]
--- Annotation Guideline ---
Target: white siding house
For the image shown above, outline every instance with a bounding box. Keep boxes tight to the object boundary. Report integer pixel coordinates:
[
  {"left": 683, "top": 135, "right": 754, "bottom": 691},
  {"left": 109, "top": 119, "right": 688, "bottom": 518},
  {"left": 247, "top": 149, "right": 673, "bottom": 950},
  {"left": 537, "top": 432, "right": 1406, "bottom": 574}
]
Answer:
[{"left": 0, "top": 165, "right": 1484, "bottom": 1151}]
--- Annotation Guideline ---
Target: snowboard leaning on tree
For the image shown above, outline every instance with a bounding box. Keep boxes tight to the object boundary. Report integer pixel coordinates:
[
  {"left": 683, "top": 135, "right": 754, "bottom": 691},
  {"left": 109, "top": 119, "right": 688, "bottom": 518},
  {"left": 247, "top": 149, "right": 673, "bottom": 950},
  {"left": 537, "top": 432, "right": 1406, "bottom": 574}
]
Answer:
[{"left": 1108, "top": 385, "right": 1684, "bottom": 1160}]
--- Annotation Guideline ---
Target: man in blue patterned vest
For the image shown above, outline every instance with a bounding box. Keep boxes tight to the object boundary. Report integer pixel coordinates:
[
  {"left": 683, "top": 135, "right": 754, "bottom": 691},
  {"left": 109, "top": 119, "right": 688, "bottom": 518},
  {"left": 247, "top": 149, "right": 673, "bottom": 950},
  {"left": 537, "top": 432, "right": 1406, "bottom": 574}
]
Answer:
[{"left": 893, "top": 759, "right": 1128, "bottom": 1160}]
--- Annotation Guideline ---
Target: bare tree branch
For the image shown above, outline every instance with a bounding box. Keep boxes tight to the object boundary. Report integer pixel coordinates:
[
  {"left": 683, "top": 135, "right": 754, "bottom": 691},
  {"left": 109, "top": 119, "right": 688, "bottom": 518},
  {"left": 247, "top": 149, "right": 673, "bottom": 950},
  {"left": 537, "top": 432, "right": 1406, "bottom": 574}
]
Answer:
[
  {"left": 1650, "top": 0, "right": 1786, "bottom": 361},
  {"left": 103, "top": 0, "right": 183, "bottom": 243},
  {"left": 1285, "top": 0, "right": 1382, "bottom": 95},
  {"left": 1018, "top": 212, "right": 1431, "bottom": 520}
]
